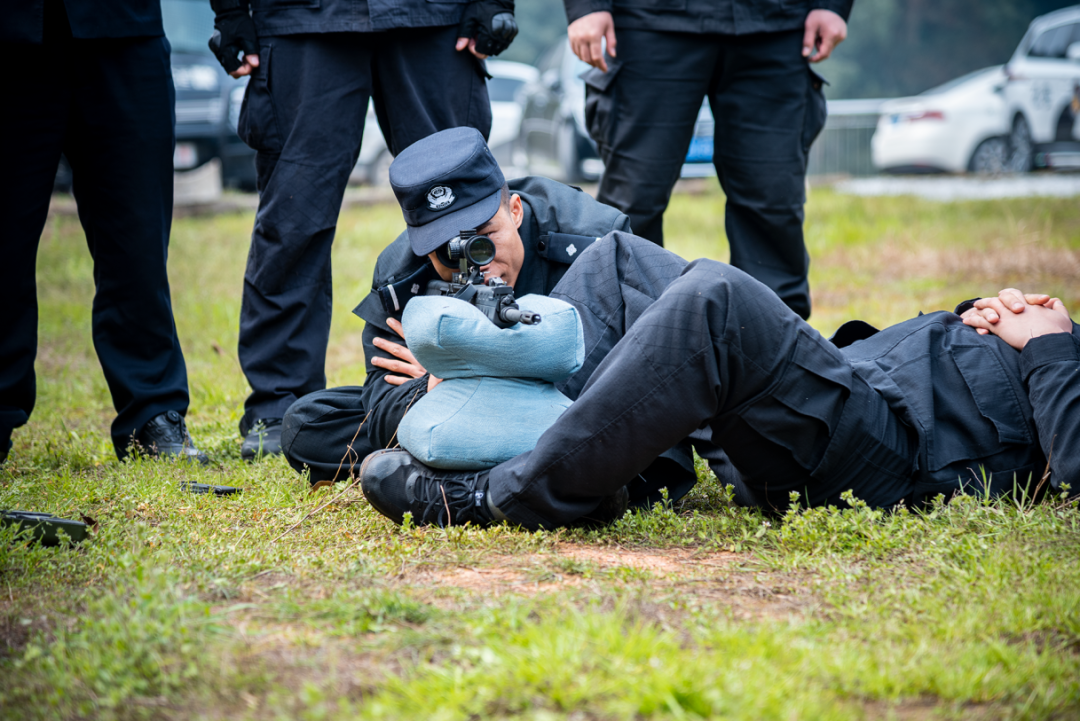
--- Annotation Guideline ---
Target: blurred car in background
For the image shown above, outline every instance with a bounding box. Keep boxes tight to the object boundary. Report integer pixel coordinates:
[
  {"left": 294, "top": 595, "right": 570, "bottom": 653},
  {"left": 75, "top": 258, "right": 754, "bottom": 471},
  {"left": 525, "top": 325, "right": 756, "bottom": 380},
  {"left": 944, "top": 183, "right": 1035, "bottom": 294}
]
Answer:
[
  {"left": 516, "top": 39, "right": 715, "bottom": 183},
  {"left": 54, "top": 0, "right": 255, "bottom": 195},
  {"left": 1002, "top": 5, "right": 1080, "bottom": 171},
  {"left": 163, "top": 0, "right": 256, "bottom": 190},
  {"left": 871, "top": 66, "right": 1011, "bottom": 174},
  {"left": 515, "top": 40, "right": 601, "bottom": 183},
  {"left": 486, "top": 59, "right": 539, "bottom": 169},
  {"left": 350, "top": 60, "right": 539, "bottom": 185}
]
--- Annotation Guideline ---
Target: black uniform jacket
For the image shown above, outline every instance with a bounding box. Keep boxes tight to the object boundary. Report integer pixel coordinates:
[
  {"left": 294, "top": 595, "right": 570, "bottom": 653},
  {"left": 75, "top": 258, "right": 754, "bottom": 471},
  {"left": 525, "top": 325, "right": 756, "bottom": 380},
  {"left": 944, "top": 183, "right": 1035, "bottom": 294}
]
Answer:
[
  {"left": 837, "top": 313, "right": 1080, "bottom": 496},
  {"left": 353, "top": 176, "right": 632, "bottom": 448},
  {"left": 563, "top": 0, "right": 853, "bottom": 35},
  {"left": 2, "top": 0, "right": 164, "bottom": 43},
  {"left": 247, "top": 0, "right": 473, "bottom": 36}
]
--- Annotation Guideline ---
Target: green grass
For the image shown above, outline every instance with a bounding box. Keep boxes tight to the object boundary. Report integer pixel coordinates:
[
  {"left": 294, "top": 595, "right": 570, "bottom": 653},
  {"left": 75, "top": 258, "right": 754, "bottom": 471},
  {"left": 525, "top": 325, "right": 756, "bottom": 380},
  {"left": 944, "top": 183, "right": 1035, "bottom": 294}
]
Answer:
[{"left": 2, "top": 186, "right": 1079, "bottom": 719}]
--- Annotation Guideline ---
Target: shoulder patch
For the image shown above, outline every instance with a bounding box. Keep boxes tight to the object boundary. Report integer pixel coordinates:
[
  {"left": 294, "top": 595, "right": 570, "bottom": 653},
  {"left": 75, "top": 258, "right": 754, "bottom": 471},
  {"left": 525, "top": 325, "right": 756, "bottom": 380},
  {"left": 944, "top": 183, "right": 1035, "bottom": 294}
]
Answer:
[{"left": 537, "top": 232, "right": 600, "bottom": 265}]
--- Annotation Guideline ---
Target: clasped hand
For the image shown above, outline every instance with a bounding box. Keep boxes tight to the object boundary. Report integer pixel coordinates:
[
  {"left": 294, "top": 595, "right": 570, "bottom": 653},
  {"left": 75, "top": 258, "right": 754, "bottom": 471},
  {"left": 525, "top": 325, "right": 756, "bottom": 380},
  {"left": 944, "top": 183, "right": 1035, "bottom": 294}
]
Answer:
[{"left": 961, "top": 288, "right": 1072, "bottom": 351}]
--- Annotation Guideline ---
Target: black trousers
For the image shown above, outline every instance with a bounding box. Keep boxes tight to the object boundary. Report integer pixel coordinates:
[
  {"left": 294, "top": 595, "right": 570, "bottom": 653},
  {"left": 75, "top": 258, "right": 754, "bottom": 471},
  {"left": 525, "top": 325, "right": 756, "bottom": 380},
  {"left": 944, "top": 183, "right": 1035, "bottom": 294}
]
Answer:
[
  {"left": 236, "top": 28, "right": 492, "bottom": 432},
  {"left": 586, "top": 28, "right": 826, "bottom": 319},
  {"left": 488, "top": 260, "right": 917, "bottom": 530},
  {"left": 0, "top": 9, "right": 189, "bottom": 456},
  {"left": 280, "top": 386, "right": 377, "bottom": 482}
]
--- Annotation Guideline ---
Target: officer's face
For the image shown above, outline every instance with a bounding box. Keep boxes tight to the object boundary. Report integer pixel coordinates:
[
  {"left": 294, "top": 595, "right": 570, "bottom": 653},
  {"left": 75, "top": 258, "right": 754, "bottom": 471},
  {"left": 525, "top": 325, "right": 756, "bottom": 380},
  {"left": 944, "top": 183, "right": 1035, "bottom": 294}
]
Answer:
[{"left": 429, "top": 193, "right": 526, "bottom": 287}]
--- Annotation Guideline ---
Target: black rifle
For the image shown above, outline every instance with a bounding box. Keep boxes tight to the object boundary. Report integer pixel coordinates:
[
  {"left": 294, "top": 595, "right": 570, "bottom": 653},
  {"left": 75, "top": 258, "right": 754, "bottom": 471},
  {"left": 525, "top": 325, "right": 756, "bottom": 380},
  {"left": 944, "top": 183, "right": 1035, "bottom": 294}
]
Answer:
[{"left": 427, "top": 230, "right": 541, "bottom": 329}]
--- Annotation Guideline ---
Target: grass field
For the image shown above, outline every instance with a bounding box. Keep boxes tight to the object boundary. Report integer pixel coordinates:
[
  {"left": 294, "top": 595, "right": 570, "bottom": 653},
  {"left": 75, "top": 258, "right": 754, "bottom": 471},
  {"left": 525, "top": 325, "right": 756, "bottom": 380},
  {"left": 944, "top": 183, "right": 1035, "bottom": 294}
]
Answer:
[{"left": 2, "top": 186, "right": 1079, "bottom": 720}]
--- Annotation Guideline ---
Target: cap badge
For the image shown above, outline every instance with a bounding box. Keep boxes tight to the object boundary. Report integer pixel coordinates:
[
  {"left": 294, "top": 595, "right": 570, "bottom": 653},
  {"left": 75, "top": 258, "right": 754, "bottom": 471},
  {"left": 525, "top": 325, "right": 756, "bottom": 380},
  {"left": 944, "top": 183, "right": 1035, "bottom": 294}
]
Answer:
[{"left": 427, "top": 185, "right": 455, "bottom": 211}]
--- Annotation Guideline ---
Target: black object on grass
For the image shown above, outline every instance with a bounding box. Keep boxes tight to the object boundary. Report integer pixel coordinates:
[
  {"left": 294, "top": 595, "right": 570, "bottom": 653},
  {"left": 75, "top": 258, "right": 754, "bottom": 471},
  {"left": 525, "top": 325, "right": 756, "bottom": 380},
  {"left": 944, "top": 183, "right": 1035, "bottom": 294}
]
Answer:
[
  {"left": 181, "top": 482, "right": 241, "bottom": 496},
  {"left": 1, "top": 511, "right": 88, "bottom": 546}
]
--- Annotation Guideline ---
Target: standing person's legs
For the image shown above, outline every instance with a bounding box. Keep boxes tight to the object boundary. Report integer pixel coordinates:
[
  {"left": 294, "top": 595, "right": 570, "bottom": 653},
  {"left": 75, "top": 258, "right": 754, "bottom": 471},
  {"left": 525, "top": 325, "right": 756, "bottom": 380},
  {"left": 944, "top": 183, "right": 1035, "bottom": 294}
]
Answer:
[
  {"left": 236, "top": 34, "right": 375, "bottom": 436},
  {"left": 276, "top": 27, "right": 491, "bottom": 474},
  {"left": 587, "top": 30, "right": 715, "bottom": 245},
  {"left": 372, "top": 25, "right": 492, "bottom": 154},
  {"left": 709, "top": 29, "right": 826, "bottom": 320},
  {"left": 0, "top": 9, "right": 72, "bottom": 459},
  {"left": 64, "top": 34, "right": 192, "bottom": 456},
  {"left": 488, "top": 261, "right": 915, "bottom": 529}
]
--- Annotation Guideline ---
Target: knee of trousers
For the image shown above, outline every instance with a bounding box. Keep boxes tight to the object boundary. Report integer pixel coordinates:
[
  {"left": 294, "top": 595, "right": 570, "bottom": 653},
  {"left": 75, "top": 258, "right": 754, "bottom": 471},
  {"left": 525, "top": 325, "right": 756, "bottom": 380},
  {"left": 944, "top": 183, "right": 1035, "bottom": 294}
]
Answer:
[
  {"left": 677, "top": 259, "right": 764, "bottom": 305},
  {"left": 665, "top": 260, "right": 793, "bottom": 336},
  {"left": 280, "top": 394, "right": 324, "bottom": 458}
]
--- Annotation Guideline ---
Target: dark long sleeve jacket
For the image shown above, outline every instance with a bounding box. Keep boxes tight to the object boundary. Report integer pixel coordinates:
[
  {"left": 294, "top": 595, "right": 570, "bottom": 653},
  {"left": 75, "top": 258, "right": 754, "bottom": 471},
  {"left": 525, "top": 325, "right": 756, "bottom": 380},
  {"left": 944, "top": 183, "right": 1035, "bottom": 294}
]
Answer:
[
  {"left": 840, "top": 313, "right": 1080, "bottom": 498},
  {"left": 2, "top": 0, "right": 164, "bottom": 43},
  {"left": 563, "top": 0, "right": 854, "bottom": 36},
  {"left": 245, "top": 0, "right": 475, "bottom": 36}
]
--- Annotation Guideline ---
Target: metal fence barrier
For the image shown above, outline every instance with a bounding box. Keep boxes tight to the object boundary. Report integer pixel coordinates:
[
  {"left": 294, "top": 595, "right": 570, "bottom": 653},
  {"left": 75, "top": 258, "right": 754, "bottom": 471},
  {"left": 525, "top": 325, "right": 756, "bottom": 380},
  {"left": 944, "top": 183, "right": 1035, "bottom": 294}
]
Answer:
[{"left": 807, "top": 99, "right": 887, "bottom": 178}]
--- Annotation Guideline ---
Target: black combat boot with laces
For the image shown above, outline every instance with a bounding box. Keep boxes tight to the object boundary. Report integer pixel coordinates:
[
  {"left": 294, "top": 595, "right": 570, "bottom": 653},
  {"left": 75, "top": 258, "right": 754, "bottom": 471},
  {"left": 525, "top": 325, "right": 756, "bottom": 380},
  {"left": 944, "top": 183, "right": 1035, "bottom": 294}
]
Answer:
[{"left": 360, "top": 449, "right": 496, "bottom": 528}]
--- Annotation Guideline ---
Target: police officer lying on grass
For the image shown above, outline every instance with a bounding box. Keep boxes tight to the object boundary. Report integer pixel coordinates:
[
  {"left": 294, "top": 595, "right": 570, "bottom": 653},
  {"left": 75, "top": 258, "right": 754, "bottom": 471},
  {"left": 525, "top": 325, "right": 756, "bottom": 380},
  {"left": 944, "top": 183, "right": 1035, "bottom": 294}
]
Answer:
[{"left": 284, "top": 128, "right": 1079, "bottom": 529}]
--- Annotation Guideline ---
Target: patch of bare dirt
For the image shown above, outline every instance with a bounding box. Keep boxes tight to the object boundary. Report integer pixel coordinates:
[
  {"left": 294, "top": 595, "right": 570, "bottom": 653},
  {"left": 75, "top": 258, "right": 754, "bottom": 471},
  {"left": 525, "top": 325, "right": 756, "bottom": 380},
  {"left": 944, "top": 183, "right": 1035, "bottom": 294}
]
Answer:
[
  {"left": 393, "top": 543, "right": 823, "bottom": 622},
  {"left": 402, "top": 545, "right": 742, "bottom": 598},
  {"left": 556, "top": 543, "right": 740, "bottom": 574}
]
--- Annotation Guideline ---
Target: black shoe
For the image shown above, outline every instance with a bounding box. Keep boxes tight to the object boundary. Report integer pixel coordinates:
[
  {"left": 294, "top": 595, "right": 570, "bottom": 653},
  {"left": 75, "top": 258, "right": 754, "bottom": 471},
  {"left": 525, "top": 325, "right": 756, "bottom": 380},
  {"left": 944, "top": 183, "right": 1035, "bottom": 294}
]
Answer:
[
  {"left": 135, "top": 411, "right": 209, "bottom": 465},
  {"left": 0, "top": 427, "right": 10, "bottom": 466},
  {"left": 569, "top": 485, "right": 630, "bottom": 528},
  {"left": 360, "top": 449, "right": 495, "bottom": 528},
  {"left": 241, "top": 418, "right": 283, "bottom": 461}
]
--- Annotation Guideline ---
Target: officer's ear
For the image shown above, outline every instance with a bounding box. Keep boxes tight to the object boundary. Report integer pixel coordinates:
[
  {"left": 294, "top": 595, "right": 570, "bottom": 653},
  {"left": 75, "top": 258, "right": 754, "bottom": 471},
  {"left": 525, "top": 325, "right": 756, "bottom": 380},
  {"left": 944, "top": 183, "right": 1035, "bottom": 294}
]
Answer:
[{"left": 510, "top": 193, "right": 523, "bottom": 229}]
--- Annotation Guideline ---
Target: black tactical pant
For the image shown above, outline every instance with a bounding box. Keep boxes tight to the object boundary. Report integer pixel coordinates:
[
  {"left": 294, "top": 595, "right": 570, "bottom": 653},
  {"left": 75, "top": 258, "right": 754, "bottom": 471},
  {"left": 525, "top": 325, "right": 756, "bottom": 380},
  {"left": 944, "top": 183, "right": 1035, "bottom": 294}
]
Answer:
[
  {"left": 237, "top": 27, "right": 492, "bottom": 433},
  {"left": 586, "top": 28, "right": 826, "bottom": 319},
  {"left": 0, "top": 7, "right": 190, "bottom": 457},
  {"left": 488, "top": 260, "right": 918, "bottom": 530}
]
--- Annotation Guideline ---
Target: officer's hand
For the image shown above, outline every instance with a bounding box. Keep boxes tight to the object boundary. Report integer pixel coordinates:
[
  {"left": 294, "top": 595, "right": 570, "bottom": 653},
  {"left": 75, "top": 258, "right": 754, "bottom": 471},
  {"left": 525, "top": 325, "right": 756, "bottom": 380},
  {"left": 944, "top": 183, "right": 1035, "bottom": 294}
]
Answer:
[
  {"left": 568, "top": 11, "right": 616, "bottom": 73},
  {"left": 457, "top": 0, "right": 518, "bottom": 58},
  {"left": 372, "top": 319, "right": 444, "bottom": 391},
  {"left": 455, "top": 37, "right": 488, "bottom": 61},
  {"left": 961, "top": 290, "right": 1070, "bottom": 350},
  {"left": 802, "top": 9, "right": 847, "bottom": 62},
  {"left": 209, "top": 8, "right": 260, "bottom": 77},
  {"left": 961, "top": 288, "right": 1057, "bottom": 334}
]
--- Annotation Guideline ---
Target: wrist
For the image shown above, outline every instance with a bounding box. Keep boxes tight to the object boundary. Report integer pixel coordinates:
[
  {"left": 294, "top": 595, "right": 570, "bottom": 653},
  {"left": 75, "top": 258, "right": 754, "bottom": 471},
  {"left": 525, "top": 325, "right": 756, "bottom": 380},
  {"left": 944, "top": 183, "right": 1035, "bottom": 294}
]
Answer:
[
  {"left": 565, "top": 2, "right": 613, "bottom": 25},
  {"left": 1020, "top": 332, "right": 1080, "bottom": 380}
]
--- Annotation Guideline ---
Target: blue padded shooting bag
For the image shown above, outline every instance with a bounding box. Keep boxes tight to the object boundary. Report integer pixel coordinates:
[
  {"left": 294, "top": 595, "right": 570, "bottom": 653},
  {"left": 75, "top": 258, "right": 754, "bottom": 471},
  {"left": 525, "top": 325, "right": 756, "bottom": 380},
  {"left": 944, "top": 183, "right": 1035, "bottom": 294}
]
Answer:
[{"left": 397, "top": 294, "right": 584, "bottom": 470}]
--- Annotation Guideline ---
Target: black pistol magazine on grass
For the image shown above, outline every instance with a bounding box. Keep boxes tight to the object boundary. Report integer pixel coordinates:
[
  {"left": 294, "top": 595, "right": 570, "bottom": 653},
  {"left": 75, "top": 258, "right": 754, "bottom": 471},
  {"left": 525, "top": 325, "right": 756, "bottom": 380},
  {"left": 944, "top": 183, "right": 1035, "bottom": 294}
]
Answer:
[{"left": 1, "top": 510, "right": 89, "bottom": 547}]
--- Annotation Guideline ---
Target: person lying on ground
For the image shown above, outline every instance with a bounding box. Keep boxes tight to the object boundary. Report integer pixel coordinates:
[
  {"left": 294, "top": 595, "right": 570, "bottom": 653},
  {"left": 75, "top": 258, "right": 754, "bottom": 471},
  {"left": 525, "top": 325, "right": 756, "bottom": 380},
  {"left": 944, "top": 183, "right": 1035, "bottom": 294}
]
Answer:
[{"left": 358, "top": 275, "right": 1078, "bottom": 529}]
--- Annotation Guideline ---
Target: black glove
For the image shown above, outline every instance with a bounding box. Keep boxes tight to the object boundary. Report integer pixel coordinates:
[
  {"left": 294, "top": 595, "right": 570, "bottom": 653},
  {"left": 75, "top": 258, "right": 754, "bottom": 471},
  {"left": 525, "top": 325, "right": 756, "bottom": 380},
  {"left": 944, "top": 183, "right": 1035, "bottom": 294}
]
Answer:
[
  {"left": 208, "top": 2, "right": 258, "bottom": 74},
  {"left": 456, "top": 0, "right": 518, "bottom": 57}
]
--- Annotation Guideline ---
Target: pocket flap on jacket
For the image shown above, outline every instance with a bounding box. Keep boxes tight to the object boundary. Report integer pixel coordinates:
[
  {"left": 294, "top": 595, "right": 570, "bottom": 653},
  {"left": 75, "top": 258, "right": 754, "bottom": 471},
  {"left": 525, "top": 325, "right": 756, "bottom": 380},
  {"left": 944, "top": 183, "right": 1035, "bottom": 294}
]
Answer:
[{"left": 950, "top": 344, "right": 1032, "bottom": 446}]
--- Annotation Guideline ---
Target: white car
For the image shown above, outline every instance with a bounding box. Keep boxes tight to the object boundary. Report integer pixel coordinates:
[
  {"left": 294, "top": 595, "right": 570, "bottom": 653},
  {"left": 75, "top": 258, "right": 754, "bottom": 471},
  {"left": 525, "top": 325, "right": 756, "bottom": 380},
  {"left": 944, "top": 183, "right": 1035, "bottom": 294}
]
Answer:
[
  {"left": 350, "top": 60, "right": 539, "bottom": 185},
  {"left": 485, "top": 59, "right": 539, "bottom": 170},
  {"left": 871, "top": 66, "right": 1011, "bottom": 174},
  {"left": 1002, "top": 5, "right": 1080, "bottom": 171}
]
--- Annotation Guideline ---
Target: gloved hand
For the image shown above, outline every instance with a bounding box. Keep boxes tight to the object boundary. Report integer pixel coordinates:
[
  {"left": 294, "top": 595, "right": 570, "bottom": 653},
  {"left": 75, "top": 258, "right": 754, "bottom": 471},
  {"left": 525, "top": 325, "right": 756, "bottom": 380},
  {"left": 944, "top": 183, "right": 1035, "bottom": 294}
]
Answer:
[
  {"left": 457, "top": 0, "right": 518, "bottom": 57},
  {"left": 208, "top": 3, "right": 258, "bottom": 74}
]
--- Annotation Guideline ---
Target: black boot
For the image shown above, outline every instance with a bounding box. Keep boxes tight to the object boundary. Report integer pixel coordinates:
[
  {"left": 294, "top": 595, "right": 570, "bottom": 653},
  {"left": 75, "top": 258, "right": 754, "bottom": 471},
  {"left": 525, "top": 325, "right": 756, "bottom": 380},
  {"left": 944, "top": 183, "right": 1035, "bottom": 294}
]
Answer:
[
  {"left": 360, "top": 449, "right": 495, "bottom": 528},
  {"left": 135, "top": 411, "right": 209, "bottom": 465},
  {"left": 568, "top": 485, "right": 630, "bottom": 529},
  {"left": 241, "top": 418, "right": 283, "bottom": 461},
  {"left": 0, "top": 427, "right": 10, "bottom": 465}
]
